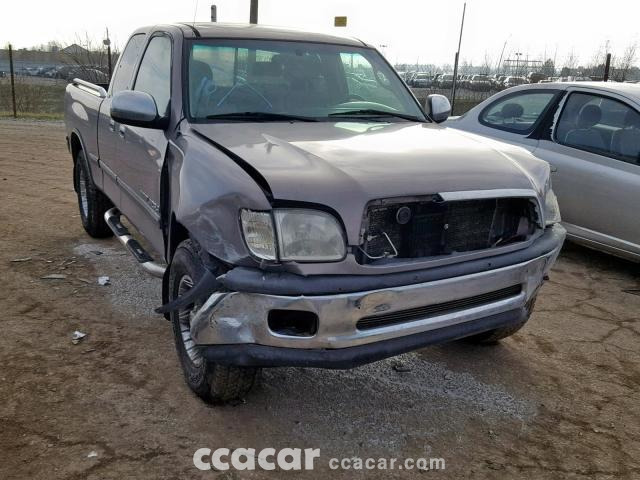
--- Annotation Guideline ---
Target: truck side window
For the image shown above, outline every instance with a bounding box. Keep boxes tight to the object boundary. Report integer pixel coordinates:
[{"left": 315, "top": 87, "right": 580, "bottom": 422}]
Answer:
[
  {"left": 134, "top": 36, "right": 172, "bottom": 117},
  {"left": 110, "top": 34, "right": 145, "bottom": 95}
]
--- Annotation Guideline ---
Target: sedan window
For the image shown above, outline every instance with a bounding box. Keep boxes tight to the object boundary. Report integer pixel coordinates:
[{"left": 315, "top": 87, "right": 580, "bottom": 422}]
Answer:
[
  {"left": 555, "top": 92, "right": 640, "bottom": 165},
  {"left": 480, "top": 91, "right": 555, "bottom": 134}
]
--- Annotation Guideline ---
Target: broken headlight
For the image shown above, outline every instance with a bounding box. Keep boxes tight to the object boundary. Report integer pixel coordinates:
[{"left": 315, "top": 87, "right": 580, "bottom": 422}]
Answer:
[
  {"left": 543, "top": 188, "right": 561, "bottom": 226},
  {"left": 241, "top": 209, "right": 346, "bottom": 262}
]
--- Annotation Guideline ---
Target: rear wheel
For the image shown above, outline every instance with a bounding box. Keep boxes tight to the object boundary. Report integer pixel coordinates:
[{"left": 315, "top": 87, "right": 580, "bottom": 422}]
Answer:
[
  {"left": 464, "top": 295, "right": 537, "bottom": 344},
  {"left": 74, "top": 150, "right": 113, "bottom": 238},
  {"left": 169, "top": 239, "right": 259, "bottom": 403}
]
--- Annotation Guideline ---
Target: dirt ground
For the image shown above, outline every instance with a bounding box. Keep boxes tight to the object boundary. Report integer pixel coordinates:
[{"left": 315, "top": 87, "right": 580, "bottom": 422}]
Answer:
[{"left": 1, "top": 119, "right": 639, "bottom": 479}]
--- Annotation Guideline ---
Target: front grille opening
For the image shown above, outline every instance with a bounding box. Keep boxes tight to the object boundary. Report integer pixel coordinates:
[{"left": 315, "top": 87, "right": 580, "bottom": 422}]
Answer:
[
  {"left": 268, "top": 309, "right": 318, "bottom": 337},
  {"left": 356, "top": 284, "right": 522, "bottom": 331},
  {"left": 358, "top": 197, "right": 538, "bottom": 263}
]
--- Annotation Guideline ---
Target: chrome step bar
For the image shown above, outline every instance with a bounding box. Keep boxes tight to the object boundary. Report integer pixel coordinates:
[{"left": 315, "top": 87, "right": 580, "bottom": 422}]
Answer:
[{"left": 104, "top": 208, "right": 166, "bottom": 278}]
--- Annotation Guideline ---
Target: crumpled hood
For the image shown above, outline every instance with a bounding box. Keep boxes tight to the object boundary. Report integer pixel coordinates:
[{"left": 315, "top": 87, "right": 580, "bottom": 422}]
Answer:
[{"left": 191, "top": 121, "right": 549, "bottom": 243}]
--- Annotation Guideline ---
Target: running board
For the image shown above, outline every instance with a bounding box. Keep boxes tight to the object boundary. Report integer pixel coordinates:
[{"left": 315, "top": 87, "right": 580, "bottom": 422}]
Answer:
[{"left": 104, "top": 208, "right": 166, "bottom": 278}]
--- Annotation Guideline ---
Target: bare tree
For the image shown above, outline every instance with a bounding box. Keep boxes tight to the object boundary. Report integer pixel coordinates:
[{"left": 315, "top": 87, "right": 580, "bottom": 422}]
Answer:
[
  {"left": 59, "top": 32, "right": 118, "bottom": 84},
  {"left": 614, "top": 41, "right": 637, "bottom": 81}
]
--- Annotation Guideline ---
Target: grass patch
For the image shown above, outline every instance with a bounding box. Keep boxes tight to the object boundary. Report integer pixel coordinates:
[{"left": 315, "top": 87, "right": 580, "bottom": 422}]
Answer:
[{"left": 0, "top": 111, "right": 63, "bottom": 121}]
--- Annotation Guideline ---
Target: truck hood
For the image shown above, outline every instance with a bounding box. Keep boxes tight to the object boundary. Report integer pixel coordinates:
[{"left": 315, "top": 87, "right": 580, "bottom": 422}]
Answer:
[{"left": 190, "top": 121, "right": 548, "bottom": 244}]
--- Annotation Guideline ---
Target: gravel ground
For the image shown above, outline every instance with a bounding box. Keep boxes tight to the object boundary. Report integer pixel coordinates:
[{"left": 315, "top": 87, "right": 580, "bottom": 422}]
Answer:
[{"left": 1, "top": 119, "right": 639, "bottom": 479}]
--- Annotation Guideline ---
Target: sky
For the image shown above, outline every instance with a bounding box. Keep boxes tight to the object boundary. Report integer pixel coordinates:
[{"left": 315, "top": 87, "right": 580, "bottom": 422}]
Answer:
[{"left": 1, "top": 0, "right": 639, "bottom": 67}]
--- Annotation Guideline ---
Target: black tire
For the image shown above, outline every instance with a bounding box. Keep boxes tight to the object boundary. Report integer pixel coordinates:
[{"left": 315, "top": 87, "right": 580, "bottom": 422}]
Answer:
[
  {"left": 169, "top": 239, "right": 258, "bottom": 403},
  {"left": 464, "top": 295, "right": 537, "bottom": 344},
  {"left": 74, "top": 150, "right": 113, "bottom": 238}
]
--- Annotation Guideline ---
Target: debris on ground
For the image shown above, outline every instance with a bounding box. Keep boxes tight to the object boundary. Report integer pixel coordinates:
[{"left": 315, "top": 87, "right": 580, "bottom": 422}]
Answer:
[
  {"left": 10, "top": 257, "right": 32, "bottom": 263},
  {"left": 392, "top": 362, "right": 412, "bottom": 373},
  {"left": 71, "top": 331, "right": 87, "bottom": 345},
  {"left": 87, "top": 451, "right": 98, "bottom": 458},
  {"left": 97, "top": 276, "right": 111, "bottom": 286},
  {"left": 41, "top": 274, "right": 67, "bottom": 280},
  {"left": 90, "top": 250, "right": 103, "bottom": 256}
]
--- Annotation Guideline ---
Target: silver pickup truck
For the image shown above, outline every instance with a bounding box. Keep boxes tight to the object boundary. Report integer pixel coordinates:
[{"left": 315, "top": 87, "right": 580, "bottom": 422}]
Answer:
[{"left": 64, "top": 23, "right": 565, "bottom": 403}]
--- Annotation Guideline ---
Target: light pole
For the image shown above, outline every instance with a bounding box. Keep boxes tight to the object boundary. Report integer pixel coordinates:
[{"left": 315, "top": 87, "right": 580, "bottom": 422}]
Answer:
[
  {"left": 515, "top": 52, "right": 522, "bottom": 76},
  {"left": 103, "top": 28, "right": 112, "bottom": 81},
  {"left": 450, "top": 2, "right": 467, "bottom": 114}
]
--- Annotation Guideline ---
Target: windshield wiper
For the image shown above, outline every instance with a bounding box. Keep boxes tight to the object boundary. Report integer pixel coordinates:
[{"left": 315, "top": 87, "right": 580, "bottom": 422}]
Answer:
[
  {"left": 206, "top": 112, "right": 317, "bottom": 122},
  {"left": 329, "top": 109, "right": 423, "bottom": 122}
]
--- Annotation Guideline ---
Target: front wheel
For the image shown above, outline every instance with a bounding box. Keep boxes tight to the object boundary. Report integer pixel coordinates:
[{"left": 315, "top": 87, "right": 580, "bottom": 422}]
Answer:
[{"left": 169, "top": 239, "right": 259, "bottom": 403}]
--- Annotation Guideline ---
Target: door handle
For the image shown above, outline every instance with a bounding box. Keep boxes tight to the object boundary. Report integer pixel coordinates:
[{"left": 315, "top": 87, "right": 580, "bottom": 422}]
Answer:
[
  {"left": 108, "top": 119, "right": 115, "bottom": 132},
  {"left": 118, "top": 125, "right": 126, "bottom": 138}
]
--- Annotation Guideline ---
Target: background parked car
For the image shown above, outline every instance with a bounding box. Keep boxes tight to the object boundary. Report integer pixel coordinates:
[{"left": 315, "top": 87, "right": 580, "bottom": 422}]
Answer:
[
  {"left": 470, "top": 74, "right": 492, "bottom": 91},
  {"left": 437, "top": 73, "right": 454, "bottom": 89},
  {"left": 503, "top": 76, "right": 527, "bottom": 88},
  {"left": 447, "top": 81, "right": 640, "bottom": 262},
  {"left": 411, "top": 72, "right": 433, "bottom": 87}
]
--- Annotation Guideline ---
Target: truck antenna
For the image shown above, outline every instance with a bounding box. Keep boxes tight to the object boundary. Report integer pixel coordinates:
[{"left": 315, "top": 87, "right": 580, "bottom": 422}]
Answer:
[{"left": 192, "top": 0, "right": 199, "bottom": 27}]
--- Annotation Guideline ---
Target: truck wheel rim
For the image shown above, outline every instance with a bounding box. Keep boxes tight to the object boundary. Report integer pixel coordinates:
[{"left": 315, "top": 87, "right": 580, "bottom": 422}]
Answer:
[
  {"left": 78, "top": 171, "right": 89, "bottom": 219},
  {"left": 177, "top": 275, "right": 203, "bottom": 367}
]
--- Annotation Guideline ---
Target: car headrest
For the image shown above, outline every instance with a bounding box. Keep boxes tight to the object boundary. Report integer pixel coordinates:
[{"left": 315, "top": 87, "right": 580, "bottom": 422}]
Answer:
[
  {"left": 576, "top": 104, "right": 601, "bottom": 128},
  {"left": 501, "top": 102, "right": 524, "bottom": 119},
  {"left": 189, "top": 60, "right": 213, "bottom": 90},
  {"left": 624, "top": 108, "right": 640, "bottom": 128}
]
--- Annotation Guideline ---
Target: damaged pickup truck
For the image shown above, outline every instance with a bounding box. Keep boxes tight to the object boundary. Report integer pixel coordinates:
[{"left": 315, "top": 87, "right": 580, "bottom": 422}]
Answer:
[{"left": 65, "top": 23, "right": 565, "bottom": 403}]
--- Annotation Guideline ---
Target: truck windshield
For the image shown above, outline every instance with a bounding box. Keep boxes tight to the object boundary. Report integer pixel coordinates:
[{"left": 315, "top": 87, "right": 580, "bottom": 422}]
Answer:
[{"left": 186, "top": 39, "right": 425, "bottom": 122}]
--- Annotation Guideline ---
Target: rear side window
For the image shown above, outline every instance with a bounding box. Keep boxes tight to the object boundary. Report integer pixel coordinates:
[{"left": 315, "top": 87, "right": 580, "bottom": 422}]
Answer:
[
  {"left": 134, "top": 36, "right": 172, "bottom": 117},
  {"left": 480, "top": 91, "right": 555, "bottom": 134},
  {"left": 110, "top": 34, "right": 145, "bottom": 94},
  {"left": 555, "top": 92, "right": 640, "bottom": 165}
]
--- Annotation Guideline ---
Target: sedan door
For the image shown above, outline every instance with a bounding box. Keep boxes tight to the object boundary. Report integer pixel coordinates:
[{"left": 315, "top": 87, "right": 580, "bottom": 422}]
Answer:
[
  {"left": 448, "top": 88, "right": 561, "bottom": 151},
  {"left": 534, "top": 88, "right": 640, "bottom": 258}
]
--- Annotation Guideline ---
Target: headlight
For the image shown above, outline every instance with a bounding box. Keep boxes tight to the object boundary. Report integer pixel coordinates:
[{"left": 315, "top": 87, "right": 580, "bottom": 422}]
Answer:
[
  {"left": 240, "top": 209, "right": 346, "bottom": 262},
  {"left": 543, "top": 188, "right": 561, "bottom": 226}
]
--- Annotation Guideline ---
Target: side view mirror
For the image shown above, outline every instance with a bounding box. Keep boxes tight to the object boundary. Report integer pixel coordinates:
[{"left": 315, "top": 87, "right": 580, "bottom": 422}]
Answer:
[
  {"left": 426, "top": 94, "right": 451, "bottom": 123},
  {"left": 110, "top": 90, "right": 168, "bottom": 129}
]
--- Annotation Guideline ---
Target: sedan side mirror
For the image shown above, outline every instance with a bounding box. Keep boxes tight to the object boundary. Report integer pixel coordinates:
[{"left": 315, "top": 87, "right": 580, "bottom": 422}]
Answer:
[
  {"left": 426, "top": 94, "right": 451, "bottom": 123},
  {"left": 111, "top": 90, "right": 168, "bottom": 129}
]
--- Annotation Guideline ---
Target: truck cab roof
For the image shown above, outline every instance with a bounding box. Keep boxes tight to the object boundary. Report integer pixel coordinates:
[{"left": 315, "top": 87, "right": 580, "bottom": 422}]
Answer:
[{"left": 132, "top": 22, "right": 370, "bottom": 48}]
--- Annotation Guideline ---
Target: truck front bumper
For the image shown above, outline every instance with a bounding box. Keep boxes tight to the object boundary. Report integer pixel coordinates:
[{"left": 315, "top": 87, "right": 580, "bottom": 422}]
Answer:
[{"left": 192, "top": 225, "right": 565, "bottom": 368}]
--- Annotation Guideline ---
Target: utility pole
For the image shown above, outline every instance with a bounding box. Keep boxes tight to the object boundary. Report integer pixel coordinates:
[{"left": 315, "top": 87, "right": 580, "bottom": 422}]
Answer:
[
  {"left": 603, "top": 53, "right": 611, "bottom": 81},
  {"left": 497, "top": 37, "right": 508, "bottom": 74},
  {"left": 103, "top": 28, "right": 112, "bottom": 81},
  {"left": 450, "top": 2, "right": 466, "bottom": 114},
  {"left": 8, "top": 44, "right": 17, "bottom": 118},
  {"left": 249, "top": 0, "right": 258, "bottom": 24},
  {"left": 210, "top": 5, "right": 217, "bottom": 22}
]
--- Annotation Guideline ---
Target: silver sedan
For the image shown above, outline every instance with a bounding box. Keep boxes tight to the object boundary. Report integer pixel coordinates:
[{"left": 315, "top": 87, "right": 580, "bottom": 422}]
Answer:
[{"left": 447, "top": 81, "right": 640, "bottom": 262}]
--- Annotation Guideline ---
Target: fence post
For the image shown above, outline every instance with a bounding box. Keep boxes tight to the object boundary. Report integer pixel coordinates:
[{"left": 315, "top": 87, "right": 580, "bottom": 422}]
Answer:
[{"left": 8, "top": 43, "right": 17, "bottom": 118}]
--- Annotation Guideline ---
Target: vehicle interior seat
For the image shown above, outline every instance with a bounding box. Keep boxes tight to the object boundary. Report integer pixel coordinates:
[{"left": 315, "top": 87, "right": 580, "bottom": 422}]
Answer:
[
  {"left": 500, "top": 103, "right": 524, "bottom": 125},
  {"left": 610, "top": 109, "right": 640, "bottom": 163},
  {"left": 189, "top": 60, "right": 214, "bottom": 117},
  {"left": 247, "top": 57, "right": 288, "bottom": 111},
  {"left": 564, "top": 104, "right": 607, "bottom": 151}
]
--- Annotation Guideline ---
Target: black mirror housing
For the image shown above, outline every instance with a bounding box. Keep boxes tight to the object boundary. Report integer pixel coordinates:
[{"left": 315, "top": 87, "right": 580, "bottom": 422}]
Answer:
[
  {"left": 110, "top": 90, "right": 168, "bottom": 129},
  {"left": 426, "top": 94, "right": 451, "bottom": 123}
]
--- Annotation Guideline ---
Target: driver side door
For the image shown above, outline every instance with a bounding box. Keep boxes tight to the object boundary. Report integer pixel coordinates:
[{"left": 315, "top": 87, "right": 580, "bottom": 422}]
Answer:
[{"left": 112, "top": 34, "right": 172, "bottom": 256}]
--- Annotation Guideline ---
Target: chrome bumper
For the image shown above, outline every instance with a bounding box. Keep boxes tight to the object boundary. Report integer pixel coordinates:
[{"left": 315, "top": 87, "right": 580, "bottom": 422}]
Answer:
[{"left": 191, "top": 238, "right": 562, "bottom": 350}]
